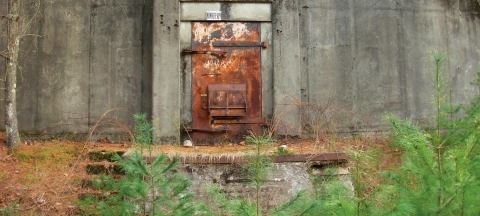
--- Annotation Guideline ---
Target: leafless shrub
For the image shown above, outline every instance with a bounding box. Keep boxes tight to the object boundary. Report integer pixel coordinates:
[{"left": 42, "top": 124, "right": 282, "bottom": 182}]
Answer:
[
  {"left": 267, "top": 93, "right": 381, "bottom": 150},
  {"left": 298, "top": 95, "right": 338, "bottom": 148},
  {"left": 86, "top": 108, "right": 135, "bottom": 145}
]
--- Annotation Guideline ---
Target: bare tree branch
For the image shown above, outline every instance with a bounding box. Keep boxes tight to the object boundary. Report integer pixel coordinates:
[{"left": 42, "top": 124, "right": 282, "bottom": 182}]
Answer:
[
  {"left": 20, "top": 0, "right": 42, "bottom": 36},
  {"left": 18, "top": 34, "right": 42, "bottom": 40},
  {"left": 0, "top": 52, "right": 8, "bottom": 59}
]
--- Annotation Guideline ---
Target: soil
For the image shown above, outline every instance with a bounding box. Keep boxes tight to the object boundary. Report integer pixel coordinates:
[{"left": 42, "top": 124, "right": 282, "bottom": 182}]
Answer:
[{"left": 0, "top": 132, "right": 395, "bottom": 215}]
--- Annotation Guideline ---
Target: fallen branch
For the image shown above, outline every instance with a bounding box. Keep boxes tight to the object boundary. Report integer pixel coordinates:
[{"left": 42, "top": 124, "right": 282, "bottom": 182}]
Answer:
[{"left": 2, "top": 154, "right": 13, "bottom": 161}]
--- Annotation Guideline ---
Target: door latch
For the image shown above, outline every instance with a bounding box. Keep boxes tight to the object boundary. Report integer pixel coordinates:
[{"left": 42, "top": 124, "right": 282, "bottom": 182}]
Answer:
[
  {"left": 201, "top": 94, "right": 208, "bottom": 109},
  {"left": 182, "top": 49, "right": 227, "bottom": 57}
]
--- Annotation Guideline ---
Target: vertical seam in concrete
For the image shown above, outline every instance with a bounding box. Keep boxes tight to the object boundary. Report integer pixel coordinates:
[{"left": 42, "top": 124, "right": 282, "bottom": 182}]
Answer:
[
  {"left": 396, "top": 4, "right": 408, "bottom": 117},
  {"left": 88, "top": 0, "right": 92, "bottom": 127},
  {"left": 35, "top": 1, "right": 43, "bottom": 130},
  {"left": 348, "top": 0, "right": 355, "bottom": 114},
  {"left": 443, "top": 5, "right": 451, "bottom": 72},
  {"left": 141, "top": 0, "right": 145, "bottom": 114}
]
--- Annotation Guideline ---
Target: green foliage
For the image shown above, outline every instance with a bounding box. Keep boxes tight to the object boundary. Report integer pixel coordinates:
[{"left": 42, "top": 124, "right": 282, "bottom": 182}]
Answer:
[
  {"left": 270, "top": 191, "right": 320, "bottom": 216},
  {"left": 205, "top": 131, "right": 278, "bottom": 216},
  {"left": 297, "top": 53, "right": 480, "bottom": 216},
  {"left": 77, "top": 113, "right": 205, "bottom": 215},
  {"left": 274, "top": 147, "right": 295, "bottom": 155},
  {"left": 134, "top": 113, "right": 153, "bottom": 146},
  {"left": 308, "top": 150, "right": 389, "bottom": 216},
  {"left": 244, "top": 130, "right": 275, "bottom": 146},
  {"left": 205, "top": 185, "right": 257, "bottom": 216},
  {"left": 77, "top": 153, "right": 205, "bottom": 216},
  {"left": 0, "top": 203, "right": 18, "bottom": 216},
  {"left": 245, "top": 131, "right": 274, "bottom": 215},
  {"left": 379, "top": 53, "right": 480, "bottom": 215},
  {"left": 206, "top": 131, "right": 333, "bottom": 216}
]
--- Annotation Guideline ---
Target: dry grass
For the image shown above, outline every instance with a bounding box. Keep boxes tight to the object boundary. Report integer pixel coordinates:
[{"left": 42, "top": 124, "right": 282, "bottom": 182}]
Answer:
[{"left": 0, "top": 129, "right": 396, "bottom": 216}]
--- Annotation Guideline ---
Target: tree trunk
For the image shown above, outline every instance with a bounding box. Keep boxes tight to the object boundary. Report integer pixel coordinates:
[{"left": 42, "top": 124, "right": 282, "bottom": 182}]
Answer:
[{"left": 5, "top": 0, "right": 22, "bottom": 149}]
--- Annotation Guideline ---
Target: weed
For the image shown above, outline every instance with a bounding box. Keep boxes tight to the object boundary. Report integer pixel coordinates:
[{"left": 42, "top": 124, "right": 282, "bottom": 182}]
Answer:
[
  {"left": 274, "top": 147, "right": 295, "bottom": 155},
  {"left": 14, "top": 152, "right": 31, "bottom": 162},
  {"left": 0, "top": 171, "right": 6, "bottom": 181},
  {"left": 0, "top": 202, "right": 18, "bottom": 216},
  {"left": 23, "top": 173, "right": 39, "bottom": 186}
]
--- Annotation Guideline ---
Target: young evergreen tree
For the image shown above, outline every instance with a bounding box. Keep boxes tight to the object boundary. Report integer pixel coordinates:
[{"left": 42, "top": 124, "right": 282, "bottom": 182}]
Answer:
[
  {"left": 381, "top": 54, "right": 480, "bottom": 215},
  {"left": 205, "top": 131, "right": 325, "bottom": 216},
  {"left": 299, "top": 53, "right": 480, "bottom": 216},
  {"left": 77, "top": 113, "right": 205, "bottom": 215},
  {"left": 206, "top": 131, "right": 274, "bottom": 216}
]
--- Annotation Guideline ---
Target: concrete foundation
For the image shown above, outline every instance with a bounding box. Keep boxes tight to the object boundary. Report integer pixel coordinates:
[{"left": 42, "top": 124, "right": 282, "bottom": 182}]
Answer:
[{"left": 179, "top": 160, "right": 349, "bottom": 211}]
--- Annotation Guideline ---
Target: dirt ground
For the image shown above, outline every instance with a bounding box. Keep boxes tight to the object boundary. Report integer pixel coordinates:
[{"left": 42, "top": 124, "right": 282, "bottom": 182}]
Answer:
[{"left": 0, "top": 132, "right": 393, "bottom": 215}]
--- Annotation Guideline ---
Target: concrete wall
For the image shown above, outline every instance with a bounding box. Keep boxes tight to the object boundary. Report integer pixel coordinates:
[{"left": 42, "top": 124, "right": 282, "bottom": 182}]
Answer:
[
  {"left": 0, "top": 0, "right": 153, "bottom": 137},
  {"left": 299, "top": 0, "right": 480, "bottom": 134},
  {"left": 1, "top": 0, "right": 480, "bottom": 141}
]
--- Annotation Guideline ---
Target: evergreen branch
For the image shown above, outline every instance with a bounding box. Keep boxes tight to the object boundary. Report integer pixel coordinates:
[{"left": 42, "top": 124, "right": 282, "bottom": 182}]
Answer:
[
  {"left": 297, "top": 203, "right": 320, "bottom": 216},
  {"left": 398, "top": 129, "right": 437, "bottom": 176},
  {"left": 465, "top": 135, "right": 479, "bottom": 159},
  {"left": 389, "top": 172, "right": 416, "bottom": 198},
  {"left": 414, "top": 145, "right": 437, "bottom": 176},
  {"left": 440, "top": 194, "right": 456, "bottom": 210}
]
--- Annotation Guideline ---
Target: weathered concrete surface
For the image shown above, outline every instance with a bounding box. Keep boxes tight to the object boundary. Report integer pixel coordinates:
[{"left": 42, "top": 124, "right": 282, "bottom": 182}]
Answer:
[
  {"left": 299, "top": 0, "right": 480, "bottom": 134},
  {"left": 273, "top": 0, "right": 302, "bottom": 136},
  {"left": 0, "top": 0, "right": 153, "bottom": 136},
  {"left": 36, "top": 0, "right": 91, "bottom": 134},
  {"left": 181, "top": 162, "right": 315, "bottom": 211},
  {"left": 152, "top": 0, "right": 181, "bottom": 143},
  {"left": 89, "top": 0, "right": 146, "bottom": 132},
  {"left": 261, "top": 22, "right": 275, "bottom": 120}
]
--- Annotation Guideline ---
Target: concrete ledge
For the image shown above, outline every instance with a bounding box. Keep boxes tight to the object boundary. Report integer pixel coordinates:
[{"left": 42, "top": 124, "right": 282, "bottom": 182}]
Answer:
[{"left": 170, "top": 152, "right": 346, "bottom": 164}]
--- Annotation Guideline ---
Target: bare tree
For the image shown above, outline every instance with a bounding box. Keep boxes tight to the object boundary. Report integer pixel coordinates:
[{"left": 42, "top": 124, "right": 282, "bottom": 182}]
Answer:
[{"left": 1, "top": 0, "right": 41, "bottom": 149}]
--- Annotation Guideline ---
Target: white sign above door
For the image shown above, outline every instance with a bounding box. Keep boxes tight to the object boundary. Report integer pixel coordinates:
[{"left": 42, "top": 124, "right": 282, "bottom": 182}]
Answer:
[{"left": 206, "top": 11, "right": 222, "bottom": 20}]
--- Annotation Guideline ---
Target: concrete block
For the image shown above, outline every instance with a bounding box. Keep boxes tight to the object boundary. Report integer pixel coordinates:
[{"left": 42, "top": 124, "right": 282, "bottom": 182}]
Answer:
[
  {"left": 152, "top": 0, "right": 181, "bottom": 144},
  {"left": 272, "top": 0, "right": 302, "bottom": 136}
]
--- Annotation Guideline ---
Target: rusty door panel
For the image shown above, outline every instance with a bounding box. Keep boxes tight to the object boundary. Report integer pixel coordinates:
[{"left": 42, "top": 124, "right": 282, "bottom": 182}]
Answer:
[
  {"left": 190, "top": 22, "right": 263, "bottom": 145},
  {"left": 208, "top": 84, "right": 247, "bottom": 117}
]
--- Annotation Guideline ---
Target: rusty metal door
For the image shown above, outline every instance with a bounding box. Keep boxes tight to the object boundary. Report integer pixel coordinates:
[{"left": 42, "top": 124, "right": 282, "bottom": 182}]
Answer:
[{"left": 189, "top": 22, "right": 264, "bottom": 145}]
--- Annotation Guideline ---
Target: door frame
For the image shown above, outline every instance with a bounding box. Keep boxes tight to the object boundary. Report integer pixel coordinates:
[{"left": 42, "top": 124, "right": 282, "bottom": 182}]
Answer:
[{"left": 179, "top": 3, "right": 273, "bottom": 144}]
